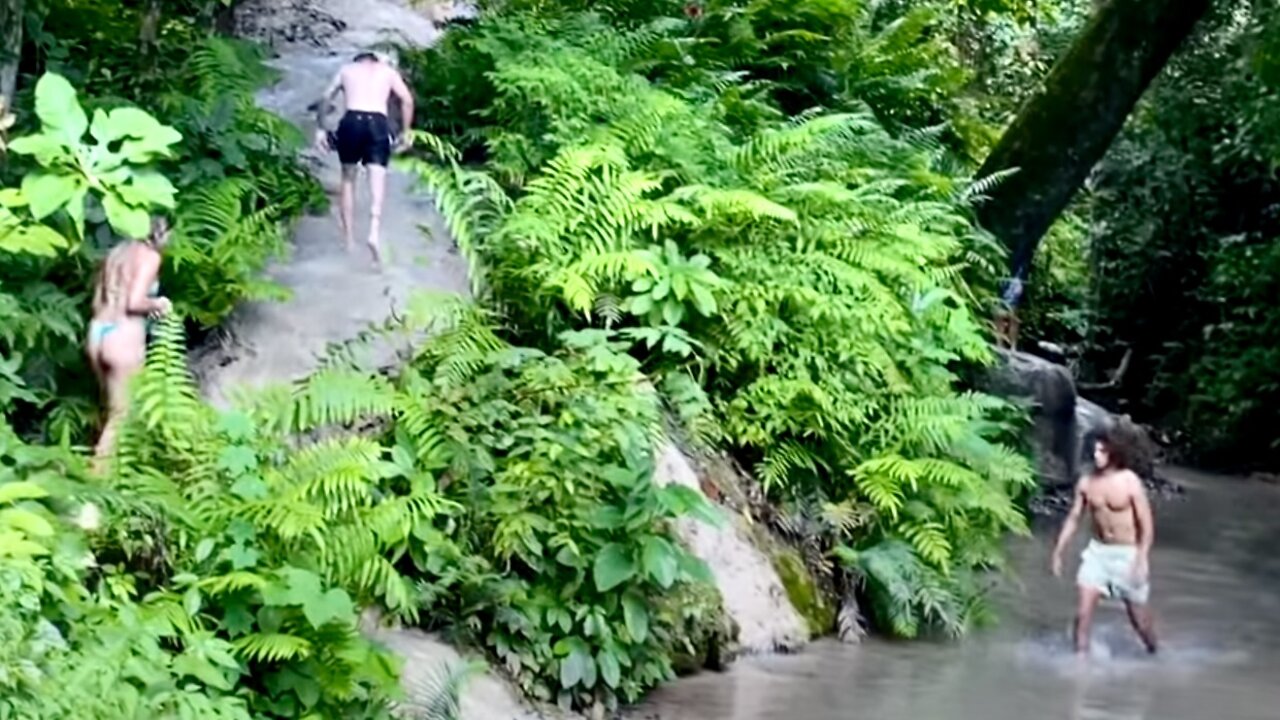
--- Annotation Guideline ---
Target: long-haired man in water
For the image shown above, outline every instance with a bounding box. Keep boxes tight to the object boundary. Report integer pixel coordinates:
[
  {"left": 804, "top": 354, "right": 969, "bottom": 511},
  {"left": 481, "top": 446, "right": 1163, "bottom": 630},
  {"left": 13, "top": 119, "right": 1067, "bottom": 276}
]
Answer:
[{"left": 1051, "top": 423, "right": 1159, "bottom": 655}]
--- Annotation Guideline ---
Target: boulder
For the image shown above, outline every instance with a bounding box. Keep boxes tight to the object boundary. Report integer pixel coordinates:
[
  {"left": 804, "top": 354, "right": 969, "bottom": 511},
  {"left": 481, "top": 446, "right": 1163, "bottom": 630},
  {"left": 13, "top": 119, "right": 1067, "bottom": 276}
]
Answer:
[
  {"left": 652, "top": 442, "right": 810, "bottom": 654},
  {"left": 987, "top": 349, "right": 1079, "bottom": 487},
  {"left": 990, "top": 357, "right": 1183, "bottom": 516},
  {"left": 986, "top": 350, "right": 1169, "bottom": 490},
  {"left": 360, "top": 611, "right": 546, "bottom": 720}
]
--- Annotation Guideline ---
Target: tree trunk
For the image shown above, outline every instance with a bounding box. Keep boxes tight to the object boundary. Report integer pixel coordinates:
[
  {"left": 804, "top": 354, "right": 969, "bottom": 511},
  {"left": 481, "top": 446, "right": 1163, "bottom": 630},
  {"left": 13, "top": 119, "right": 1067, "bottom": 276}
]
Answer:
[
  {"left": 0, "top": 0, "right": 22, "bottom": 109},
  {"left": 976, "top": 0, "right": 1213, "bottom": 289}
]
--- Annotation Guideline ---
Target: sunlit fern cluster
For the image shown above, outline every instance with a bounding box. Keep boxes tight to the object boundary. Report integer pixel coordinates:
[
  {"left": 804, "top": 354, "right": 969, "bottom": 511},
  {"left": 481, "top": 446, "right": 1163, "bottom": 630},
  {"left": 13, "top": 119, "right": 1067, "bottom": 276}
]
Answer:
[
  {"left": 99, "top": 297, "right": 710, "bottom": 714},
  {"left": 405, "top": 10, "right": 1034, "bottom": 637},
  {"left": 104, "top": 316, "right": 462, "bottom": 716}
]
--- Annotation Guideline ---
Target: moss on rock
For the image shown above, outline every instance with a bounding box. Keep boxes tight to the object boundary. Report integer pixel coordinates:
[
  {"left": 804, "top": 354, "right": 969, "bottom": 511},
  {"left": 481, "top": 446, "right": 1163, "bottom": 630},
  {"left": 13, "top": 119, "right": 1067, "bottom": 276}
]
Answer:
[
  {"left": 663, "top": 582, "right": 739, "bottom": 675},
  {"left": 771, "top": 548, "right": 835, "bottom": 637}
]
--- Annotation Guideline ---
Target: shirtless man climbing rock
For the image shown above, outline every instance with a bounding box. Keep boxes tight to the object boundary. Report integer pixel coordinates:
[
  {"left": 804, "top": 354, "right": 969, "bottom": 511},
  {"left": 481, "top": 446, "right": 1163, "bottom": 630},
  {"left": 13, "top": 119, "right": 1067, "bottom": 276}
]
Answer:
[
  {"left": 1051, "top": 423, "right": 1159, "bottom": 655},
  {"left": 314, "top": 52, "right": 415, "bottom": 266}
]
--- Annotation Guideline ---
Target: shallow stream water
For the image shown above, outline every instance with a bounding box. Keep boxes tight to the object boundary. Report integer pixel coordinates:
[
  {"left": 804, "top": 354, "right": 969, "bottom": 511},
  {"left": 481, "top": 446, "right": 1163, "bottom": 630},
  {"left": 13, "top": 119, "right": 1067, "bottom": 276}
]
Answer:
[{"left": 634, "top": 467, "right": 1280, "bottom": 720}]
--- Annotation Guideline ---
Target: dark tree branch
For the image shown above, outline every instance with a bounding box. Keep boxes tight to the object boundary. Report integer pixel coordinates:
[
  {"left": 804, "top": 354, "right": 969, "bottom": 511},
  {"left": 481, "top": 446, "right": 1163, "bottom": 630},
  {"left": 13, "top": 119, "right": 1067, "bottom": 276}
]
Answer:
[{"left": 1077, "top": 347, "right": 1134, "bottom": 391}]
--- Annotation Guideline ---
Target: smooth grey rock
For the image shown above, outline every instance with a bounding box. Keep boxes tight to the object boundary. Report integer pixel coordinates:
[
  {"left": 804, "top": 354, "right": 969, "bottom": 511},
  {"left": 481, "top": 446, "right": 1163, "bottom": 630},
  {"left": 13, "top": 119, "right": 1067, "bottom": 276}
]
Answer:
[
  {"left": 987, "top": 349, "right": 1079, "bottom": 487},
  {"left": 653, "top": 442, "right": 810, "bottom": 654}
]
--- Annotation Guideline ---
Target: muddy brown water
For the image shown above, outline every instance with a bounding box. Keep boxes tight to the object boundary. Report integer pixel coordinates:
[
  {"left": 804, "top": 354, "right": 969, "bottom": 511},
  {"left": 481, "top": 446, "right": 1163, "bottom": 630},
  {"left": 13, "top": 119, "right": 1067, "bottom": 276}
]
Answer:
[{"left": 633, "top": 467, "right": 1280, "bottom": 720}]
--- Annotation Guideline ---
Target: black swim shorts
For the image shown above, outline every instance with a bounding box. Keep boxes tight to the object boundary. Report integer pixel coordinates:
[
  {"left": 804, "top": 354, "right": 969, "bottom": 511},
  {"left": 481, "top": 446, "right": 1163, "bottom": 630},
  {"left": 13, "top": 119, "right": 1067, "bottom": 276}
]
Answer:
[{"left": 334, "top": 110, "right": 392, "bottom": 166}]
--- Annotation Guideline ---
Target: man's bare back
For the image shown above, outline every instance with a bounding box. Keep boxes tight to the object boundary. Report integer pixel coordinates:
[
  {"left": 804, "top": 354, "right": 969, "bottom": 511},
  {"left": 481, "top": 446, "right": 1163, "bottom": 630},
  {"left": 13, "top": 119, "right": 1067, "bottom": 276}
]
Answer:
[
  {"left": 337, "top": 60, "right": 404, "bottom": 115},
  {"left": 316, "top": 54, "right": 414, "bottom": 146}
]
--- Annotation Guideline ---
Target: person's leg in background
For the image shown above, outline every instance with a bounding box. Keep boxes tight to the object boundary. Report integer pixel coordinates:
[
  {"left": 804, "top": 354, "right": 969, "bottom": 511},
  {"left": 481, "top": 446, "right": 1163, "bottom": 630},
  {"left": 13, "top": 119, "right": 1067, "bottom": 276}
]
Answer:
[
  {"left": 363, "top": 117, "right": 393, "bottom": 267},
  {"left": 366, "top": 163, "right": 386, "bottom": 266},
  {"left": 1124, "top": 600, "right": 1158, "bottom": 654},
  {"left": 91, "top": 323, "right": 146, "bottom": 467},
  {"left": 340, "top": 163, "right": 359, "bottom": 251},
  {"left": 334, "top": 112, "right": 367, "bottom": 252},
  {"left": 1074, "top": 584, "right": 1103, "bottom": 655}
]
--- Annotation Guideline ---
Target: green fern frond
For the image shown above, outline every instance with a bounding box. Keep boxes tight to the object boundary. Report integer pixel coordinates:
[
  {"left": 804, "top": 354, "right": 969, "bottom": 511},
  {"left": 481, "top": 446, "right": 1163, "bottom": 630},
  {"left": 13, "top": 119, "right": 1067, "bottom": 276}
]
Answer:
[
  {"left": 818, "top": 499, "right": 874, "bottom": 536},
  {"left": 851, "top": 460, "right": 908, "bottom": 519},
  {"left": 755, "top": 441, "right": 823, "bottom": 492},
  {"left": 670, "top": 185, "right": 798, "bottom": 224},
  {"left": 233, "top": 632, "right": 314, "bottom": 663},
  {"left": 183, "top": 37, "right": 272, "bottom": 100},
  {"left": 114, "top": 315, "right": 207, "bottom": 467},
  {"left": 900, "top": 520, "right": 952, "bottom": 568},
  {"left": 286, "top": 438, "right": 382, "bottom": 514},
  {"left": 959, "top": 167, "right": 1019, "bottom": 205},
  {"left": 197, "top": 571, "right": 270, "bottom": 596},
  {"left": 356, "top": 555, "right": 420, "bottom": 621},
  {"left": 238, "top": 496, "right": 326, "bottom": 541},
  {"left": 276, "top": 369, "right": 399, "bottom": 434},
  {"left": 548, "top": 248, "right": 659, "bottom": 315},
  {"left": 733, "top": 113, "right": 880, "bottom": 175}
]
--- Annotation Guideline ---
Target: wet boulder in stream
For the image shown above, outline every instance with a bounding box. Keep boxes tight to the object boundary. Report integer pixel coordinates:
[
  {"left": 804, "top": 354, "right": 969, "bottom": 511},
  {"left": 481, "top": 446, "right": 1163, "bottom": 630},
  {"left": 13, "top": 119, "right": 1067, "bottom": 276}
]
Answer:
[
  {"left": 986, "top": 349, "right": 1080, "bottom": 488},
  {"left": 986, "top": 350, "right": 1179, "bottom": 515}
]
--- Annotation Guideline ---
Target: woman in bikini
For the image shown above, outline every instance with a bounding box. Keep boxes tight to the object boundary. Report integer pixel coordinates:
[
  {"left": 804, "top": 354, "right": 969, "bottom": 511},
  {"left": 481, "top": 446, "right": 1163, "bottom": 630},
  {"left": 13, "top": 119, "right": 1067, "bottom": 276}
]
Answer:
[{"left": 86, "top": 216, "right": 173, "bottom": 462}]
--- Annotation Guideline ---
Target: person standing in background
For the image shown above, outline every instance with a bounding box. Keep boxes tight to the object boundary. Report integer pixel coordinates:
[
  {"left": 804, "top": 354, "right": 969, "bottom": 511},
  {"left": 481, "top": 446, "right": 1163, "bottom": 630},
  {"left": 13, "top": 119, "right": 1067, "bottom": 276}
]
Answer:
[
  {"left": 314, "top": 51, "right": 415, "bottom": 268},
  {"left": 1051, "top": 424, "right": 1159, "bottom": 656},
  {"left": 86, "top": 217, "right": 173, "bottom": 464}
]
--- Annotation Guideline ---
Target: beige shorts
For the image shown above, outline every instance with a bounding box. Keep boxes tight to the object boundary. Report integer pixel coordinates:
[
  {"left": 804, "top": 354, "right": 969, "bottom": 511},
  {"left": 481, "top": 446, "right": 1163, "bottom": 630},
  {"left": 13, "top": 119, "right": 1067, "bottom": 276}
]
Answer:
[{"left": 1077, "top": 540, "right": 1150, "bottom": 604}]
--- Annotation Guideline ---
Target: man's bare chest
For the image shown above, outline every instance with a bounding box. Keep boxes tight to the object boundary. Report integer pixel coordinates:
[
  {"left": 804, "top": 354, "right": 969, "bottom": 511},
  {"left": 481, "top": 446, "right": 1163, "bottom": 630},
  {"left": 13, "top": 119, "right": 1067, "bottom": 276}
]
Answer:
[{"left": 1083, "top": 478, "right": 1132, "bottom": 514}]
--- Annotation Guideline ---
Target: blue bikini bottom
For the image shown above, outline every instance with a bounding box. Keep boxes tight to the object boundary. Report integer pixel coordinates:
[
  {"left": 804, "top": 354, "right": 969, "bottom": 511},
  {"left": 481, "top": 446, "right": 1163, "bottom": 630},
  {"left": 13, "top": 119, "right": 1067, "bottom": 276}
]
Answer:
[{"left": 88, "top": 320, "right": 117, "bottom": 347}]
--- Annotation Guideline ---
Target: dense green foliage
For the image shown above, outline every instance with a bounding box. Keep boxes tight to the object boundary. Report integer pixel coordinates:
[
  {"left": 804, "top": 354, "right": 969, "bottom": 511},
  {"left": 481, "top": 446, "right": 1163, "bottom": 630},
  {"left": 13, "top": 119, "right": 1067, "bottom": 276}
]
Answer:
[
  {"left": 403, "top": 4, "right": 1035, "bottom": 642},
  {"left": 21, "top": 0, "right": 1279, "bottom": 715},
  {"left": 2, "top": 302, "right": 718, "bottom": 716},
  {"left": 1012, "top": 0, "right": 1280, "bottom": 469},
  {"left": 2, "top": 2, "right": 730, "bottom": 716},
  {"left": 2, "top": 0, "right": 322, "bottom": 442},
  {"left": 0, "top": 65, "right": 395, "bottom": 713},
  {"left": 418, "top": 0, "right": 1083, "bottom": 156},
  {"left": 400, "top": 302, "right": 720, "bottom": 711},
  {"left": 2, "top": 65, "right": 716, "bottom": 716},
  {"left": 1083, "top": 1, "right": 1280, "bottom": 468}
]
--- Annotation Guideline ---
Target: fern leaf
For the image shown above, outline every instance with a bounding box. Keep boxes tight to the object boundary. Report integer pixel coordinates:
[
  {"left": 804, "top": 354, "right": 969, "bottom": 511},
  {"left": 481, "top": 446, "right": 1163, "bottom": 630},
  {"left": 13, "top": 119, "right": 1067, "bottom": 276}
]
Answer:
[{"left": 233, "top": 632, "right": 313, "bottom": 663}]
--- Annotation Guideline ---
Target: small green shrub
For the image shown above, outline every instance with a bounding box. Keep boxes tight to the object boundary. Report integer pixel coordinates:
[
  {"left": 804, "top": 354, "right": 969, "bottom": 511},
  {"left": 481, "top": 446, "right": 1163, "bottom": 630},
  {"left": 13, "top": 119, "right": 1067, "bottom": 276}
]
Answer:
[
  {"left": 399, "top": 300, "right": 721, "bottom": 713},
  {"left": 0, "top": 422, "right": 254, "bottom": 719},
  {"left": 2, "top": 40, "right": 323, "bottom": 441}
]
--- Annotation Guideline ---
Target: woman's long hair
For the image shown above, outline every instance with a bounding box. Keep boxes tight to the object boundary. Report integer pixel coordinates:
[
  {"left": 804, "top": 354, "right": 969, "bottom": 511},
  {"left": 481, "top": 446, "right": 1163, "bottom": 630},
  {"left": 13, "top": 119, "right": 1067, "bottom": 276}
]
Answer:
[{"left": 90, "top": 216, "right": 169, "bottom": 317}]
